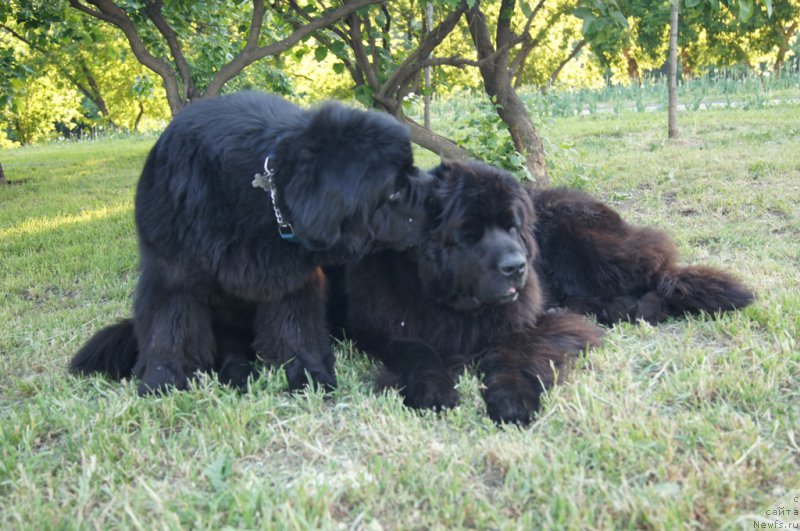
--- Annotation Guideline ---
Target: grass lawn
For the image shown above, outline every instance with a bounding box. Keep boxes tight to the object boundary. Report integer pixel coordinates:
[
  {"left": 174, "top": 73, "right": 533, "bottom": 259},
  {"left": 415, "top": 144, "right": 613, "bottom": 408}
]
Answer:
[{"left": 1, "top": 106, "right": 798, "bottom": 529}]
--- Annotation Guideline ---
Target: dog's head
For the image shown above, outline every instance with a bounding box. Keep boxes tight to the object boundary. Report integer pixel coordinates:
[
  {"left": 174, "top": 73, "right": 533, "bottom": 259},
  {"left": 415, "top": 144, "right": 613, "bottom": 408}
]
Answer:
[
  {"left": 416, "top": 160, "right": 538, "bottom": 312},
  {"left": 274, "top": 102, "right": 430, "bottom": 259}
]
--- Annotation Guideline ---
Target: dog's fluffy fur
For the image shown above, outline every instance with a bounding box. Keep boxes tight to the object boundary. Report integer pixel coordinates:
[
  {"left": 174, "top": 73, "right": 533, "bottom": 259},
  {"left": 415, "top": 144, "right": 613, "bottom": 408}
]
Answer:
[
  {"left": 70, "top": 91, "right": 431, "bottom": 395},
  {"left": 336, "top": 160, "right": 754, "bottom": 424},
  {"left": 338, "top": 161, "right": 603, "bottom": 424},
  {"left": 531, "top": 187, "right": 755, "bottom": 325}
]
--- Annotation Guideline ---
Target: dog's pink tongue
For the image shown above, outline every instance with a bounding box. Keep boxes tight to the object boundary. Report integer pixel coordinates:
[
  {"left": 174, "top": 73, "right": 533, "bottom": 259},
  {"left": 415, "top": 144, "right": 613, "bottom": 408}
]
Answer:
[{"left": 506, "top": 287, "right": 517, "bottom": 295}]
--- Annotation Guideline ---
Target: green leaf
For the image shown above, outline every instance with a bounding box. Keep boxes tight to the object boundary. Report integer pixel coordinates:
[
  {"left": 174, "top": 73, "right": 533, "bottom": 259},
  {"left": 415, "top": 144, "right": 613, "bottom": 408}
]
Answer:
[
  {"left": 582, "top": 17, "right": 595, "bottom": 36},
  {"left": 330, "top": 40, "right": 346, "bottom": 55},
  {"left": 332, "top": 62, "right": 345, "bottom": 74},
  {"left": 354, "top": 84, "right": 375, "bottom": 107},
  {"left": 763, "top": 0, "right": 773, "bottom": 17},
  {"left": 738, "top": 0, "right": 754, "bottom": 21},
  {"left": 520, "top": 1, "right": 533, "bottom": 17},
  {"left": 685, "top": 0, "right": 702, "bottom": 8},
  {"left": 573, "top": 7, "right": 596, "bottom": 20},
  {"left": 314, "top": 46, "right": 328, "bottom": 62},
  {"left": 609, "top": 10, "right": 629, "bottom": 28}
]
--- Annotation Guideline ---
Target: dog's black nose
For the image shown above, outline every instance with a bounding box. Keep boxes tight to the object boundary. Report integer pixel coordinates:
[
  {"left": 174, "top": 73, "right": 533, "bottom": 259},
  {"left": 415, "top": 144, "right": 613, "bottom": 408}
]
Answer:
[{"left": 498, "top": 253, "right": 526, "bottom": 277}]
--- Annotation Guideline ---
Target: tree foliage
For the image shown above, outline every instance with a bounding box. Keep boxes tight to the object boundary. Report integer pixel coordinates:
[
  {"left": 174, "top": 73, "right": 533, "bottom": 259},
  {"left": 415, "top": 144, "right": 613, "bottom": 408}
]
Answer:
[
  {"left": 63, "top": 0, "right": 383, "bottom": 113},
  {"left": 1, "top": 0, "right": 795, "bottom": 166},
  {"left": 1, "top": 0, "right": 172, "bottom": 142},
  {"left": 576, "top": 0, "right": 787, "bottom": 82}
]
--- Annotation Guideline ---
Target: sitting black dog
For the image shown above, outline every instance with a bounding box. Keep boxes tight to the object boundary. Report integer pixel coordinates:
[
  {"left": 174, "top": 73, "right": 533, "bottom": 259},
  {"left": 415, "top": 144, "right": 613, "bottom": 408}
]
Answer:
[{"left": 70, "top": 92, "right": 431, "bottom": 395}]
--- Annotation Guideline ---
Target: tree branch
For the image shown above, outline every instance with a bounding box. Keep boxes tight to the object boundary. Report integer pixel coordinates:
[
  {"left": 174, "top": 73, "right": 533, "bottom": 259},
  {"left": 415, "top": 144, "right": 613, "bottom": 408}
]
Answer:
[
  {"left": 2, "top": 22, "right": 112, "bottom": 119},
  {"left": 417, "top": 56, "right": 484, "bottom": 69},
  {"left": 510, "top": 38, "right": 537, "bottom": 84},
  {"left": 0, "top": 23, "right": 34, "bottom": 47},
  {"left": 68, "top": 0, "right": 183, "bottom": 113},
  {"left": 495, "top": 0, "right": 515, "bottom": 48},
  {"left": 401, "top": 115, "right": 473, "bottom": 160},
  {"left": 245, "top": 0, "right": 266, "bottom": 50},
  {"left": 363, "top": 14, "right": 381, "bottom": 72},
  {"left": 143, "top": 0, "right": 195, "bottom": 100},
  {"left": 376, "top": 4, "right": 466, "bottom": 102},
  {"left": 66, "top": 0, "right": 116, "bottom": 24},
  {"left": 287, "top": 0, "right": 354, "bottom": 47},
  {"left": 544, "top": 39, "right": 585, "bottom": 91},
  {"left": 519, "top": 0, "right": 546, "bottom": 42},
  {"left": 466, "top": 2, "right": 496, "bottom": 69},
  {"left": 347, "top": 12, "right": 383, "bottom": 89},
  {"left": 284, "top": 1, "right": 363, "bottom": 85},
  {"left": 380, "top": 4, "right": 391, "bottom": 49},
  {"left": 205, "top": 0, "right": 383, "bottom": 96}
]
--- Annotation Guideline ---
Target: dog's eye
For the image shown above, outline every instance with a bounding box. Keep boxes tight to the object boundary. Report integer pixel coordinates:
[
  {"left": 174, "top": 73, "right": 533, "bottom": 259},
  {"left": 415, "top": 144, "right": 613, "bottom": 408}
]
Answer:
[
  {"left": 501, "top": 213, "right": 521, "bottom": 232},
  {"left": 460, "top": 222, "right": 483, "bottom": 243}
]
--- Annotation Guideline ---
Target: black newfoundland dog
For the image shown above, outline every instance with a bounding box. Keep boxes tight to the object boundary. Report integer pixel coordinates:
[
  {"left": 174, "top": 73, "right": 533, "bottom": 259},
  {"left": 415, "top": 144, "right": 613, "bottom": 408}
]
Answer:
[
  {"left": 339, "top": 160, "right": 604, "bottom": 424},
  {"left": 337, "top": 160, "right": 754, "bottom": 424},
  {"left": 531, "top": 187, "right": 755, "bottom": 325},
  {"left": 70, "top": 91, "right": 431, "bottom": 395}
]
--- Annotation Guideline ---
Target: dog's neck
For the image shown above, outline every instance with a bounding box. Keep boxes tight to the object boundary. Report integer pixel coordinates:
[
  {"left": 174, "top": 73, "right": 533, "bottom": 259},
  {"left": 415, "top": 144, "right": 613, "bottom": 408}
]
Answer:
[{"left": 251, "top": 154, "right": 300, "bottom": 243}]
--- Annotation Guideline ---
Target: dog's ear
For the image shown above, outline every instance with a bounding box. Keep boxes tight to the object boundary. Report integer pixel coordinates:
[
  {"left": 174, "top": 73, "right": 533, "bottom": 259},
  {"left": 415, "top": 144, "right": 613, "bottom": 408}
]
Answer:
[
  {"left": 278, "top": 156, "right": 352, "bottom": 251},
  {"left": 431, "top": 159, "right": 455, "bottom": 181},
  {"left": 276, "top": 102, "right": 408, "bottom": 251}
]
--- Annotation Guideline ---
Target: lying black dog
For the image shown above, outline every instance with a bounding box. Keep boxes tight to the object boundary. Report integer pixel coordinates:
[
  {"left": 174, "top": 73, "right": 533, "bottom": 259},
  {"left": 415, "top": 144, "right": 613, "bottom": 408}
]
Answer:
[
  {"left": 70, "top": 91, "right": 431, "bottom": 395},
  {"left": 336, "top": 160, "right": 754, "bottom": 424},
  {"left": 339, "top": 160, "right": 603, "bottom": 424}
]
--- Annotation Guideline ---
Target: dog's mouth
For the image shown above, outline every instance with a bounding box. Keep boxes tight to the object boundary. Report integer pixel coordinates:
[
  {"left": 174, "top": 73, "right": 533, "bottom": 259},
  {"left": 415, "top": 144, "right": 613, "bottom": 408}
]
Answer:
[
  {"left": 446, "top": 285, "right": 521, "bottom": 312},
  {"left": 496, "top": 286, "right": 520, "bottom": 304}
]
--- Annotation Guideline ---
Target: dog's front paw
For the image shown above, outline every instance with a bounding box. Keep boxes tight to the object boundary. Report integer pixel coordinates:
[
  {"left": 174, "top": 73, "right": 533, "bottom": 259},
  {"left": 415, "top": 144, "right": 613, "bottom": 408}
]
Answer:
[
  {"left": 284, "top": 357, "right": 337, "bottom": 392},
  {"left": 218, "top": 357, "right": 257, "bottom": 391},
  {"left": 483, "top": 382, "right": 542, "bottom": 426},
  {"left": 403, "top": 364, "right": 459, "bottom": 411},
  {"left": 137, "top": 363, "right": 188, "bottom": 396}
]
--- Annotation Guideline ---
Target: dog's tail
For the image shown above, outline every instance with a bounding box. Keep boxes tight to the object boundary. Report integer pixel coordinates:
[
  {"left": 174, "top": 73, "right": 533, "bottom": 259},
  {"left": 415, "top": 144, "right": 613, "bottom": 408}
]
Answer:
[
  {"left": 69, "top": 319, "right": 139, "bottom": 380},
  {"left": 657, "top": 265, "right": 755, "bottom": 318}
]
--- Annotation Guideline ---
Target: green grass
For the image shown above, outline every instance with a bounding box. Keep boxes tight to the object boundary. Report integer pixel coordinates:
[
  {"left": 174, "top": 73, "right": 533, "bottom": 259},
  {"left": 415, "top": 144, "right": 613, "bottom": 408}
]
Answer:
[{"left": 1, "top": 106, "right": 799, "bottom": 529}]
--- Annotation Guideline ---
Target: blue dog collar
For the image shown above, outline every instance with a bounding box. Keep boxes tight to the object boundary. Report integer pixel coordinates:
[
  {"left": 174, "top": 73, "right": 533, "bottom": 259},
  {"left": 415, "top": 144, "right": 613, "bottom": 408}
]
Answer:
[{"left": 252, "top": 155, "right": 300, "bottom": 243}]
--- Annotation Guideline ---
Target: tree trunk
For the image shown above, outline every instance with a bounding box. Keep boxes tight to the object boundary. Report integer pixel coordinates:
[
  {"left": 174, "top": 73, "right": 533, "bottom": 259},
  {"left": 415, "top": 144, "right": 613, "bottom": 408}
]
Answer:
[
  {"left": 79, "top": 62, "right": 111, "bottom": 118},
  {"left": 494, "top": 88, "right": 548, "bottom": 185},
  {"left": 773, "top": 22, "right": 798, "bottom": 78},
  {"left": 0, "top": 162, "right": 7, "bottom": 185},
  {"left": 668, "top": 0, "right": 680, "bottom": 140},
  {"left": 623, "top": 47, "right": 640, "bottom": 85},
  {"left": 466, "top": 1, "right": 549, "bottom": 187},
  {"left": 133, "top": 101, "right": 145, "bottom": 132},
  {"left": 423, "top": 1, "right": 434, "bottom": 129}
]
